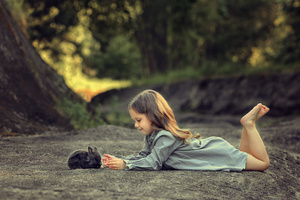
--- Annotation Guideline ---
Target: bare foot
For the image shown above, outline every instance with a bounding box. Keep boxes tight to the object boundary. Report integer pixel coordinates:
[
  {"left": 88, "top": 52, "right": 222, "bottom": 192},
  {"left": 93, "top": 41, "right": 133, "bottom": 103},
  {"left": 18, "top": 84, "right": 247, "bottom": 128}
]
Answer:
[
  {"left": 240, "top": 103, "right": 262, "bottom": 126},
  {"left": 257, "top": 105, "right": 270, "bottom": 120}
]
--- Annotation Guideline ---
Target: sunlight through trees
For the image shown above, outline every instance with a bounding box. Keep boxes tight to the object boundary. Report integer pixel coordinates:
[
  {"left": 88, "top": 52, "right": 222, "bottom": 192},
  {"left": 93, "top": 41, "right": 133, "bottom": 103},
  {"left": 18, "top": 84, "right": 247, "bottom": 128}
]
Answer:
[{"left": 5, "top": 0, "right": 300, "bottom": 101}]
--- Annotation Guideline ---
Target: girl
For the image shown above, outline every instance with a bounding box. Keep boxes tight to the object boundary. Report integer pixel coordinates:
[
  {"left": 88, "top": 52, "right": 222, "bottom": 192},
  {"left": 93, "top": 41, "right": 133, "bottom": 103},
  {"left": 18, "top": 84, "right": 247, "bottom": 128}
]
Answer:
[{"left": 102, "top": 90, "right": 270, "bottom": 171}]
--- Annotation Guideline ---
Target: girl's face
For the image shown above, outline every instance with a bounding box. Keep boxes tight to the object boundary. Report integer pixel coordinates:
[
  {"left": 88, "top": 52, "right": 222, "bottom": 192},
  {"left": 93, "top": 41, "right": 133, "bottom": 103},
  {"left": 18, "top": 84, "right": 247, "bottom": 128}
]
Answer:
[{"left": 129, "top": 108, "right": 155, "bottom": 136}]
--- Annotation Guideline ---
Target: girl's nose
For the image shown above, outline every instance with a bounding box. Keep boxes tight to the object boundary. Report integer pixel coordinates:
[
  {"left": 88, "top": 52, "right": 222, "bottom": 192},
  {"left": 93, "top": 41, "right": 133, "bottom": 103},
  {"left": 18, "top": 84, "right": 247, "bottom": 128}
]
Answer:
[{"left": 134, "top": 122, "right": 139, "bottom": 128}]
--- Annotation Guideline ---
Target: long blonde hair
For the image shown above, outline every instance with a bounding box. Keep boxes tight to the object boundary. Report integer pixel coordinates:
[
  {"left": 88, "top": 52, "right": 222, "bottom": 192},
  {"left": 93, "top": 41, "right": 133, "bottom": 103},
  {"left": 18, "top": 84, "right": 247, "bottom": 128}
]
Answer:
[{"left": 128, "top": 89, "right": 200, "bottom": 143}]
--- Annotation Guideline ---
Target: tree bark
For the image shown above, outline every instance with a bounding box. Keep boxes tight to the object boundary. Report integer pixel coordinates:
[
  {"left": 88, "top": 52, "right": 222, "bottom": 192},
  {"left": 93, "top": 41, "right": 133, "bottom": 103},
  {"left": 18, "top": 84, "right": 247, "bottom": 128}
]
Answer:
[{"left": 0, "top": 0, "right": 80, "bottom": 135}]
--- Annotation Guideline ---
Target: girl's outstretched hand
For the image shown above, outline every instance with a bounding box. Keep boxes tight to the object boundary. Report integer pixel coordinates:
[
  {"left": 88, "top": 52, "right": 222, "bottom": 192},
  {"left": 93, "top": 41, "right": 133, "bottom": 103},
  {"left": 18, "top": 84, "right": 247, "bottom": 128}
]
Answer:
[
  {"left": 106, "top": 158, "right": 126, "bottom": 170},
  {"left": 101, "top": 154, "right": 126, "bottom": 170},
  {"left": 101, "top": 154, "right": 115, "bottom": 167}
]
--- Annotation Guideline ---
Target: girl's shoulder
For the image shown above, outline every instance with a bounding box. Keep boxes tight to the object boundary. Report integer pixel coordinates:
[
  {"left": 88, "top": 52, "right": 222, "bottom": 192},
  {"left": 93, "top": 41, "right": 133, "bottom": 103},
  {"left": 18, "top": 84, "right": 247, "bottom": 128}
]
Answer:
[
  {"left": 147, "top": 130, "right": 181, "bottom": 144},
  {"left": 146, "top": 130, "right": 184, "bottom": 149},
  {"left": 146, "top": 130, "right": 175, "bottom": 142},
  {"left": 156, "top": 129, "right": 174, "bottom": 137},
  {"left": 154, "top": 130, "right": 182, "bottom": 143}
]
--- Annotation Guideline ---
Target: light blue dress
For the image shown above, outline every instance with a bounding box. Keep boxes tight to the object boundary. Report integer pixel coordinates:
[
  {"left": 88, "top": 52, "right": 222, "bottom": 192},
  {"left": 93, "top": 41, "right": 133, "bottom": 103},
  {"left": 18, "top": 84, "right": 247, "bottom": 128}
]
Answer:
[{"left": 123, "top": 130, "right": 248, "bottom": 171}]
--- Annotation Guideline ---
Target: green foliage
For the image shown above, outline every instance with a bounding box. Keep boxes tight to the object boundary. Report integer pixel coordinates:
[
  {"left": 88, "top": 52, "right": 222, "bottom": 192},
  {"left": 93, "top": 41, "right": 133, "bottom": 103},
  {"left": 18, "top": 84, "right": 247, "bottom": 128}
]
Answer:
[
  {"left": 13, "top": 0, "right": 300, "bottom": 81},
  {"left": 90, "top": 35, "right": 142, "bottom": 79},
  {"left": 131, "top": 66, "right": 201, "bottom": 86},
  {"left": 271, "top": 0, "right": 300, "bottom": 63},
  {"left": 94, "top": 96, "right": 133, "bottom": 127},
  {"left": 133, "top": 61, "right": 300, "bottom": 87},
  {"left": 56, "top": 98, "right": 105, "bottom": 130},
  {"left": 105, "top": 111, "right": 133, "bottom": 127},
  {"left": 168, "top": 0, "right": 278, "bottom": 69},
  {"left": 25, "top": 0, "right": 79, "bottom": 42}
]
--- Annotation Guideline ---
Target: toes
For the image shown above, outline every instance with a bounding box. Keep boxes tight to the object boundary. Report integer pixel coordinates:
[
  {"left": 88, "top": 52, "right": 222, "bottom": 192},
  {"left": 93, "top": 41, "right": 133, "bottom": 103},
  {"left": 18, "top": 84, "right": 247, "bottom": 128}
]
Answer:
[
  {"left": 262, "top": 105, "right": 270, "bottom": 112},
  {"left": 257, "top": 103, "right": 262, "bottom": 108}
]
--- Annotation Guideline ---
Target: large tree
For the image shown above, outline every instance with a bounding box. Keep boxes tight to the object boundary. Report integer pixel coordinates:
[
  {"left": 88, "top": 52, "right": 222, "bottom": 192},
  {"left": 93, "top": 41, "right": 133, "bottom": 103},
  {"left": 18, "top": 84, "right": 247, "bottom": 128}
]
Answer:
[{"left": 0, "top": 0, "right": 80, "bottom": 134}]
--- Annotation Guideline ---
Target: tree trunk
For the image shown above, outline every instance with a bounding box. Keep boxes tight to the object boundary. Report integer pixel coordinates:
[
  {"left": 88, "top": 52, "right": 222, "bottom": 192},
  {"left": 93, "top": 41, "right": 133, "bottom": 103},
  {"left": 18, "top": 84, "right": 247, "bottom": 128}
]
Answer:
[
  {"left": 135, "top": 0, "right": 168, "bottom": 75},
  {"left": 0, "top": 0, "right": 80, "bottom": 135}
]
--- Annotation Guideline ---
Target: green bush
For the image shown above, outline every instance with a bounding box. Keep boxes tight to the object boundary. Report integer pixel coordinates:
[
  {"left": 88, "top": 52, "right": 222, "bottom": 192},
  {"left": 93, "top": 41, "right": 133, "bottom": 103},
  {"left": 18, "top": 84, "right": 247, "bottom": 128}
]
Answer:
[
  {"left": 92, "top": 35, "right": 142, "bottom": 80},
  {"left": 56, "top": 98, "right": 105, "bottom": 130}
]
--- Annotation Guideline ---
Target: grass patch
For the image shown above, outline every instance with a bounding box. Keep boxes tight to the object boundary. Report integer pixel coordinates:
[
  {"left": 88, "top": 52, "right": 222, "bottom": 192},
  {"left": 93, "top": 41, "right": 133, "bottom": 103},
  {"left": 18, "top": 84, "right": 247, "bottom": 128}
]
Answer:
[
  {"left": 131, "top": 67, "right": 202, "bottom": 86},
  {"left": 131, "top": 62, "right": 300, "bottom": 87},
  {"left": 105, "top": 111, "right": 133, "bottom": 127},
  {"left": 56, "top": 98, "right": 105, "bottom": 130}
]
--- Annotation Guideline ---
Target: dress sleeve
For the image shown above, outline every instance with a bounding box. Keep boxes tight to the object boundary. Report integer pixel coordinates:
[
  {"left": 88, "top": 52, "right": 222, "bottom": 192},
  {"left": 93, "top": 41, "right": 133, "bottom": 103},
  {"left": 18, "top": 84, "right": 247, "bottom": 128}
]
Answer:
[{"left": 124, "top": 132, "right": 182, "bottom": 170}]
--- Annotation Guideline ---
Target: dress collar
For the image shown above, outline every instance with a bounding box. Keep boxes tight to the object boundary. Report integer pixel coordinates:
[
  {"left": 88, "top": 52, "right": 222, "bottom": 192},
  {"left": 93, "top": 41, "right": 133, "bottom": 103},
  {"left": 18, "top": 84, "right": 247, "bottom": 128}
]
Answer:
[{"left": 146, "top": 130, "right": 160, "bottom": 146}]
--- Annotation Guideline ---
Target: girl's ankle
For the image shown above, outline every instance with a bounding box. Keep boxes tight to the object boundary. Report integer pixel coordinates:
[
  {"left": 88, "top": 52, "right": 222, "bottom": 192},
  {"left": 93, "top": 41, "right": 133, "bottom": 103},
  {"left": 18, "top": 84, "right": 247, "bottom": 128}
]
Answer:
[{"left": 243, "top": 121, "right": 256, "bottom": 129}]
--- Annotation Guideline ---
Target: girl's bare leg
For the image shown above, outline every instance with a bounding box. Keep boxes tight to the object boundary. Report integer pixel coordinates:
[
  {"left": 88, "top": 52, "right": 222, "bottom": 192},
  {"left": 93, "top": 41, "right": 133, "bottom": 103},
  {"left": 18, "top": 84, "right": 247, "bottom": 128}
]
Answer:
[
  {"left": 240, "top": 105, "right": 270, "bottom": 153},
  {"left": 239, "top": 128, "right": 250, "bottom": 153},
  {"left": 240, "top": 104, "right": 270, "bottom": 171}
]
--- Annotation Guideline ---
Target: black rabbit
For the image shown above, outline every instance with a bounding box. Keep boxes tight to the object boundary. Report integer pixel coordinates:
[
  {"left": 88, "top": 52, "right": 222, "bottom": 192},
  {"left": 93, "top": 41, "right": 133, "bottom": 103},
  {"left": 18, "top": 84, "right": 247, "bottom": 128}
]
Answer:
[{"left": 67, "top": 147, "right": 101, "bottom": 169}]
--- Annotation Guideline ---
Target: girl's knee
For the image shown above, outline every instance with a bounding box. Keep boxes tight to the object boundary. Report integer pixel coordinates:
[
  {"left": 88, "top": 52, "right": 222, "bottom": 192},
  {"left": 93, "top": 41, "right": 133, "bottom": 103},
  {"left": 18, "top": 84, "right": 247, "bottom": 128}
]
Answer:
[
  {"left": 262, "top": 160, "right": 270, "bottom": 171},
  {"left": 245, "top": 154, "right": 270, "bottom": 171}
]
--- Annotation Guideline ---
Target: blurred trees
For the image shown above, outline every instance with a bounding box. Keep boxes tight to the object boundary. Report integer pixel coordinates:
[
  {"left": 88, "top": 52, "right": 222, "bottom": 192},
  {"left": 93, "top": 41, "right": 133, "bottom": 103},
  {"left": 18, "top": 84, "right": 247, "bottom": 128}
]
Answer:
[
  {"left": 273, "top": 0, "right": 300, "bottom": 63},
  {"left": 168, "top": 0, "right": 278, "bottom": 72},
  {"left": 13, "top": 0, "right": 300, "bottom": 79}
]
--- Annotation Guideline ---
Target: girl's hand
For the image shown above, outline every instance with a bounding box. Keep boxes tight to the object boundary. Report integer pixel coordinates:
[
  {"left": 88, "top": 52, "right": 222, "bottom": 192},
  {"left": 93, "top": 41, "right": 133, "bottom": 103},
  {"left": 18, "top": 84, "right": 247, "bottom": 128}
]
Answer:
[
  {"left": 106, "top": 158, "right": 126, "bottom": 170},
  {"left": 101, "top": 154, "right": 116, "bottom": 167}
]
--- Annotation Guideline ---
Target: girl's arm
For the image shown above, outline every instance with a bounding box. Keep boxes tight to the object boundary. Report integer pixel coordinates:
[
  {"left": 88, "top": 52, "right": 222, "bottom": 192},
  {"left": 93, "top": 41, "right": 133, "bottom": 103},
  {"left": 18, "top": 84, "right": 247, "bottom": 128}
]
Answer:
[
  {"left": 125, "top": 132, "right": 182, "bottom": 170},
  {"left": 122, "top": 137, "right": 150, "bottom": 161},
  {"left": 103, "top": 137, "right": 150, "bottom": 170}
]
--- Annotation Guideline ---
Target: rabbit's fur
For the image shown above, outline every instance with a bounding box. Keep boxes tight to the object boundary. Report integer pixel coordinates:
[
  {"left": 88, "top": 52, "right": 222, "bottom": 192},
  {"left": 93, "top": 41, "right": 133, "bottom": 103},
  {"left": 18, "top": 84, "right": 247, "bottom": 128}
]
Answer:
[{"left": 68, "top": 147, "right": 101, "bottom": 169}]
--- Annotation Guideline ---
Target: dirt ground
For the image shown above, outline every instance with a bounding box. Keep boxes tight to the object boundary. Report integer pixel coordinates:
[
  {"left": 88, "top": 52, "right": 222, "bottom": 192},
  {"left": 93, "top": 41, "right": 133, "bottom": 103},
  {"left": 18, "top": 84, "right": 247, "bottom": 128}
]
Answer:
[{"left": 0, "top": 115, "right": 299, "bottom": 200}]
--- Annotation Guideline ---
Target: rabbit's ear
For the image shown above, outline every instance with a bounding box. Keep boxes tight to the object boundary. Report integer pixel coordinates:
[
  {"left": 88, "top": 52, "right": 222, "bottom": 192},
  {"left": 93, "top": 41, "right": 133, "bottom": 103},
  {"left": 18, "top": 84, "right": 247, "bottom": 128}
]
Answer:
[
  {"left": 94, "top": 147, "right": 98, "bottom": 152},
  {"left": 88, "top": 147, "right": 93, "bottom": 153}
]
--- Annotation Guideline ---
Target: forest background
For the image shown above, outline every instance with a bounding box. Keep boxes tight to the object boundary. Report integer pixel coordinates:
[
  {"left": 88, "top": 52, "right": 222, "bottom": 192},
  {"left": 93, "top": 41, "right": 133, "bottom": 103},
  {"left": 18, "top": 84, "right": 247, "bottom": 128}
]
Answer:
[{"left": 5, "top": 0, "right": 300, "bottom": 129}]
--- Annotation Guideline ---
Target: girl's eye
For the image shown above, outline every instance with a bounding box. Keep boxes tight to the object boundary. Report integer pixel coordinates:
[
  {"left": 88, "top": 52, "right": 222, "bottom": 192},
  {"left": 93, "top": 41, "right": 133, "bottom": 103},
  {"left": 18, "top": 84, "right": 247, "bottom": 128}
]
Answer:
[
  {"left": 134, "top": 119, "right": 141, "bottom": 123},
  {"left": 133, "top": 119, "right": 141, "bottom": 123}
]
